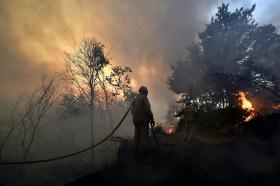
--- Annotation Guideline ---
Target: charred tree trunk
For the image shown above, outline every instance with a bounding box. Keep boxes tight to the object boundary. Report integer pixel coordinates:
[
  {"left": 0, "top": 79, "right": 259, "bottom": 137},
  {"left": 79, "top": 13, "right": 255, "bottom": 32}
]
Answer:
[{"left": 90, "top": 86, "right": 95, "bottom": 161}]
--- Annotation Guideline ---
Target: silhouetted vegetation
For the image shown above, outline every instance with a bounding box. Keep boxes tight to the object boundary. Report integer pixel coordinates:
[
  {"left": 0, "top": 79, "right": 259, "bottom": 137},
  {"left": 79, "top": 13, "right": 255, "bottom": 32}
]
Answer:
[
  {"left": 63, "top": 38, "right": 134, "bottom": 160},
  {"left": 0, "top": 38, "right": 134, "bottom": 185},
  {"left": 1, "top": 2, "right": 280, "bottom": 186},
  {"left": 168, "top": 3, "right": 280, "bottom": 111},
  {"left": 0, "top": 74, "right": 58, "bottom": 162}
]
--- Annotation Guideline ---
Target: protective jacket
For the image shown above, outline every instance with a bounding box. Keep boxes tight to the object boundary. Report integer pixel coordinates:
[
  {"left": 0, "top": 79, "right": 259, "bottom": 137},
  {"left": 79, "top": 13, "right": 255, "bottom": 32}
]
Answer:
[{"left": 131, "top": 94, "right": 153, "bottom": 124}]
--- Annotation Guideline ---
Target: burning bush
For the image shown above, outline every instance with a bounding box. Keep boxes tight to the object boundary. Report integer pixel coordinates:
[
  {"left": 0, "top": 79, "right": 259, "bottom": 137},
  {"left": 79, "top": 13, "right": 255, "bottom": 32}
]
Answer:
[
  {"left": 168, "top": 3, "right": 280, "bottom": 127},
  {"left": 237, "top": 91, "right": 257, "bottom": 122}
]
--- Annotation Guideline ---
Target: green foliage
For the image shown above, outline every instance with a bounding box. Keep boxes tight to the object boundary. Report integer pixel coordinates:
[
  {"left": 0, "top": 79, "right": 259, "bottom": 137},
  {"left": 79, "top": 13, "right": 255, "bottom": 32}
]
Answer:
[{"left": 168, "top": 3, "right": 280, "bottom": 110}]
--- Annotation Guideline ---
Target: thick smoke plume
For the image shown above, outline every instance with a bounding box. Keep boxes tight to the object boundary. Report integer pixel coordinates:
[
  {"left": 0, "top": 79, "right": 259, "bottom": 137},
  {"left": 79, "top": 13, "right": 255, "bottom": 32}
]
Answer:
[{"left": 0, "top": 0, "right": 255, "bottom": 120}]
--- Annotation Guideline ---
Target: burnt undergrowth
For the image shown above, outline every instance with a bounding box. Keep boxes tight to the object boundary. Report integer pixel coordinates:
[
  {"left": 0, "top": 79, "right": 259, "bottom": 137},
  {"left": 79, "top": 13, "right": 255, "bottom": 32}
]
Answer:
[{"left": 67, "top": 113, "right": 280, "bottom": 186}]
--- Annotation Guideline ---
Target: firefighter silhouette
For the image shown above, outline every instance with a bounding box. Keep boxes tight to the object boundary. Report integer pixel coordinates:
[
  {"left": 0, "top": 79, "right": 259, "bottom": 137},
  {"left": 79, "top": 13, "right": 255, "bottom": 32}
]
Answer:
[
  {"left": 131, "top": 86, "right": 155, "bottom": 152},
  {"left": 174, "top": 99, "right": 195, "bottom": 142}
]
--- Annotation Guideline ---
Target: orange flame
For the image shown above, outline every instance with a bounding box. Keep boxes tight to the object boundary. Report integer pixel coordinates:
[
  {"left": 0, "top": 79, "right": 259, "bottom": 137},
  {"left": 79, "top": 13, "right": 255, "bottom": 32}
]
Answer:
[{"left": 238, "top": 91, "right": 257, "bottom": 122}]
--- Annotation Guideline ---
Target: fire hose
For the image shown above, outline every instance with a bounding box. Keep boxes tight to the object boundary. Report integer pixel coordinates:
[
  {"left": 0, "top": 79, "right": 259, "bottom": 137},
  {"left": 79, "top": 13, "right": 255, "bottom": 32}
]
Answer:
[
  {"left": 0, "top": 104, "right": 132, "bottom": 165},
  {"left": 149, "top": 123, "right": 162, "bottom": 150}
]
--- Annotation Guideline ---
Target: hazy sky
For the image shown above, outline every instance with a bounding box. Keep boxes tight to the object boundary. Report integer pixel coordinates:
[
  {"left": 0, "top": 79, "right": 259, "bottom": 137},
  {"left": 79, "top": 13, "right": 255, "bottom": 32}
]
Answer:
[{"left": 0, "top": 0, "right": 279, "bottom": 120}]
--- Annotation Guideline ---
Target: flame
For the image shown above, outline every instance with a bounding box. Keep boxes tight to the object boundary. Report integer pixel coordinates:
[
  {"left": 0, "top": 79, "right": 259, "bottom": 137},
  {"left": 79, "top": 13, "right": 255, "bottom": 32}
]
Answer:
[
  {"left": 272, "top": 104, "right": 280, "bottom": 110},
  {"left": 167, "top": 128, "right": 173, "bottom": 134},
  {"left": 238, "top": 91, "right": 257, "bottom": 122},
  {"left": 165, "top": 125, "right": 176, "bottom": 134}
]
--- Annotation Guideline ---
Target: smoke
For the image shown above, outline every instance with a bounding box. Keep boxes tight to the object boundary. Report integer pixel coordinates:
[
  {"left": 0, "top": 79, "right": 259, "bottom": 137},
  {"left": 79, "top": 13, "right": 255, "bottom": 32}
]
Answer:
[
  {"left": 1, "top": 0, "right": 279, "bottom": 120},
  {"left": 4, "top": 0, "right": 280, "bottom": 120},
  {"left": 0, "top": 0, "right": 250, "bottom": 120},
  {"left": 1, "top": 0, "right": 280, "bottom": 128},
  {"left": 1, "top": 0, "right": 280, "bottom": 185},
  {"left": 0, "top": 96, "right": 134, "bottom": 185}
]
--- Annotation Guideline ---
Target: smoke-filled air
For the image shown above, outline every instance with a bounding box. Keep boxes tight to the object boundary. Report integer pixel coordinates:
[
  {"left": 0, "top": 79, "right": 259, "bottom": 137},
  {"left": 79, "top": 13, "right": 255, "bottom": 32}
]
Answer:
[{"left": 0, "top": 0, "right": 280, "bottom": 186}]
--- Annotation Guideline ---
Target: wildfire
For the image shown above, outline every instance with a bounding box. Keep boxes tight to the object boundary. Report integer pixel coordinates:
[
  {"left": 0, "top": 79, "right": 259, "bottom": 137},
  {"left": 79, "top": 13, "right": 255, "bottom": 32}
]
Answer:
[{"left": 238, "top": 91, "right": 257, "bottom": 122}]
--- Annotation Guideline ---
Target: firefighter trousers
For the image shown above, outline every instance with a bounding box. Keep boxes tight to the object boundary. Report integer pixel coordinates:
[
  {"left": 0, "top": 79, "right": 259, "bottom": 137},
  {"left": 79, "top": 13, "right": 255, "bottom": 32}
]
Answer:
[{"left": 134, "top": 122, "right": 149, "bottom": 152}]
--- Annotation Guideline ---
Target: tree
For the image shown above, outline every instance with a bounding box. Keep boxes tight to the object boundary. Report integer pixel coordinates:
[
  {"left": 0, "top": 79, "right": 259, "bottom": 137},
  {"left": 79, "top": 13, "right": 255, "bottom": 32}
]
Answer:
[
  {"left": 168, "top": 3, "right": 280, "bottom": 111},
  {"left": 106, "top": 66, "right": 133, "bottom": 101},
  {"left": 65, "top": 38, "right": 109, "bottom": 160},
  {"left": 64, "top": 38, "right": 133, "bottom": 160}
]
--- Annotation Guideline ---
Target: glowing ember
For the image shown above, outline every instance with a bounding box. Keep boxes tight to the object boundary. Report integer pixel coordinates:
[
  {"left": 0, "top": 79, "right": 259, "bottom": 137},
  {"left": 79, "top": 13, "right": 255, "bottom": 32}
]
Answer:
[
  {"left": 238, "top": 91, "right": 257, "bottom": 122},
  {"left": 168, "top": 128, "right": 173, "bottom": 134},
  {"left": 272, "top": 104, "right": 280, "bottom": 110},
  {"left": 165, "top": 125, "right": 176, "bottom": 134}
]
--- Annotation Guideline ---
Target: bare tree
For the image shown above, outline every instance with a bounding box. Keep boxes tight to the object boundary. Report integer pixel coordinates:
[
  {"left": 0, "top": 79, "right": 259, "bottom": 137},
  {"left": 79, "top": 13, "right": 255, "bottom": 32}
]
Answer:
[
  {"left": 21, "top": 74, "right": 58, "bottom": 162},
  {"left": 0, "top": 74, "right": 58, "bottom": 162},
  {"left": 0, "top": 95, "right": 27, "bottom": 161}
]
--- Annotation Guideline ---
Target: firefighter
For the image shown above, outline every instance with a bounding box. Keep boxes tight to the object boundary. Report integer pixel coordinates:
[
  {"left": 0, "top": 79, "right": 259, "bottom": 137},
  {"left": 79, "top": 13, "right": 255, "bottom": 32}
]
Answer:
[
  {"left": 174, "top": 100, "right": 195, "bottom": 142},
  {"left": 131, "top": 86, "right": 155, "bottom": 152}
]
